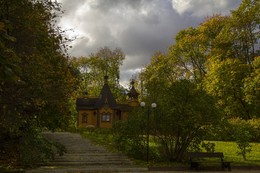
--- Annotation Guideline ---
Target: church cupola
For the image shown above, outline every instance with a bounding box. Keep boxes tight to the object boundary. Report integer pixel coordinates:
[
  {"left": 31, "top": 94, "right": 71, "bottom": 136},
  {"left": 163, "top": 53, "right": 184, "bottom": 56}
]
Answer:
[{"left": 127, "top": 79, "right": 139, "bottom": 101}]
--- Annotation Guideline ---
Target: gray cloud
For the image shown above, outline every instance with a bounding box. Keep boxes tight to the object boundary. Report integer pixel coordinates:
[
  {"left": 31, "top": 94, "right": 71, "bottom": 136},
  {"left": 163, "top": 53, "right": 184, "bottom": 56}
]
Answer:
[
  {"left": 171, "top": 0, "right": 242, "bottom": 17},
  {"left": 56, "top": 0, "right": 242, "bottom": 85}
]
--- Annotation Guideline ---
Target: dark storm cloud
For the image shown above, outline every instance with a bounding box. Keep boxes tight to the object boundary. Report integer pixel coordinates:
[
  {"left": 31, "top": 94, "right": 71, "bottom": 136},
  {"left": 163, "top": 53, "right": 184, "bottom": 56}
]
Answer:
[{"left": 56, "top": 0, "right": 242, "bottom": 84}]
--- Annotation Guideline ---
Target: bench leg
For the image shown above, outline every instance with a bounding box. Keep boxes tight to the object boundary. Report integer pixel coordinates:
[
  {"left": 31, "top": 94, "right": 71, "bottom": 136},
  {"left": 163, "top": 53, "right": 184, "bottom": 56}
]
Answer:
[
  {"left": 228, "top": 164, "right": 231, "bottom": 171},
  {"left": 191, "top": 162, "right": 199, "bottom": 171},
  {"left": 222, "top": 162, "right": 231, "bottom": 171},
  {"left": 221, "top": 164, "right": 225, "bottom": 171}
]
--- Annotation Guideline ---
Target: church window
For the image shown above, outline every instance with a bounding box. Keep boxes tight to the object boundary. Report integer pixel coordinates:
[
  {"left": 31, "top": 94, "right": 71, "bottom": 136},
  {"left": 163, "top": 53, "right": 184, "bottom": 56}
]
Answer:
[
  {"left": 82, "top": 112, "right": 88, "bottom": 123},
  {"left": 102, "top": 114, "right": 110, "bottom": 122}
]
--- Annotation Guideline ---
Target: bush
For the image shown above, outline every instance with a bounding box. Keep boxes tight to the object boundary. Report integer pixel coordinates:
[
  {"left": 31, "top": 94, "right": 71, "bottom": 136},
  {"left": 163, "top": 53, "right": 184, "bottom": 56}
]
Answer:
[
  {"left": 201, "top": 141, "right": 215, "bottom": 152},
  {"left": 19, "top": 130, "right": 66, "bottom": 167},
  {"left": 0, "top": 127, "right": 66, "bottom": 169},
  {"left": 211, "top": 118, "right": 260, "bottom": 142},
  {"left": 229, "top": 118, "right": 254, "bottom": 160},
  {"left": 247, "top": 118, "right": 260, "bottom": 142},
  {"left": 113, "top": 108, "right": 147, "bottom": 160},
  {"left": 151, "top": 80, "right": 221, "bottom": 162}
]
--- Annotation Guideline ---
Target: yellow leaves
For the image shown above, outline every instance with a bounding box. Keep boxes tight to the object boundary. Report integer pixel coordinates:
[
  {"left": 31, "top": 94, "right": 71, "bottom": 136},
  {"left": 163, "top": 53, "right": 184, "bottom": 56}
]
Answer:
[
  {"left": 199, "top": 15, "right": 229, "bottom": 38},
  {"left": 252, "top": 56, "right": 260, "bottom": 68}
]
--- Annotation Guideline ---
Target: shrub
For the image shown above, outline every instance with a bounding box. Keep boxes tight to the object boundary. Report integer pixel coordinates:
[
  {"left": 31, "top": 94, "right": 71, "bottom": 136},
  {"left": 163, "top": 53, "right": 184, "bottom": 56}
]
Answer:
[
  {"left": 201, "top": 141, "right": 215, "bottom": 152},
  {"left": 152, "top": 80, "right": 221, "bottom": 162},
  {"left": 229, "top": 118, "right": 253, "bottom": 160},
  {"left": 113, "top": 108, "right": 147, "bottom": 160},
  {"left": 248, "top": 118, "right": 260, "bottom": 142},
  {"left": 19, "top": 130, "right": 66, "bottom": 167}
]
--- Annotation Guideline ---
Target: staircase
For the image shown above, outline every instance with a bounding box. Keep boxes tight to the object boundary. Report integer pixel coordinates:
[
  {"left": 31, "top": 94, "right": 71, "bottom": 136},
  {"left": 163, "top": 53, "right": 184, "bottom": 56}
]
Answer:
[{"left": 26, "top": 132, "right": 147, "bottom": 173}]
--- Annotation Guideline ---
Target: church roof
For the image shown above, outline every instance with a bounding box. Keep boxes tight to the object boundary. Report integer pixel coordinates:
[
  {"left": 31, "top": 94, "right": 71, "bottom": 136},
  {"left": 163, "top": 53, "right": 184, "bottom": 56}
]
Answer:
[
  {"left": 76, "top": 76, "right": 139, "bottom": 111},
  {"left": 76, "top": 98, "right": 98, "bottom": 110},
  {"left": 76, "top": 76, "right": 117, "bottom": 110},
  {"left": 95, "top": 76, "right": 117, "bottom": 108}
]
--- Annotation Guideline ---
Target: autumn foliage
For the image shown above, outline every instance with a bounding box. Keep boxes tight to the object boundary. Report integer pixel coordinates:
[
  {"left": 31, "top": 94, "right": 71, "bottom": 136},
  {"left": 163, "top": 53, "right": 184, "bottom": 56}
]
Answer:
[{"left": 0, "top": 0, "right": 79, "bottom": 167}]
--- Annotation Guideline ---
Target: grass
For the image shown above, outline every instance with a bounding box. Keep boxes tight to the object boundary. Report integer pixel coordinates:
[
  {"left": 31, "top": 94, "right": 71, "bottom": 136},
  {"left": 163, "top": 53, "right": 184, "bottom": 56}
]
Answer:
[{"left": 213, "top": 141, "right": 260, "bottom": 166}]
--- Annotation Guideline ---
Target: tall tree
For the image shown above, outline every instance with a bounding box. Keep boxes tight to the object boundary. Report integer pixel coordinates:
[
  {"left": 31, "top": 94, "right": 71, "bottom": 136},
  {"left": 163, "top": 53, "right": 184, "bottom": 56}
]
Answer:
[
  {"left": 213, "top": 0, "right": 260, "bottom": 63},
  {"left": 243, "top": 56, "right": 260, "bottom": 118},
  {"left": 0, "top": 0, "right": 79, "bottom": 167},
  {"left": 72, "top": 47, "right": 126, "bottom": 101},
  {"left": 169, "top": 27, "right": 207, "bottom": 82},
  {"left": 168, "top": 15, "right": 229, "bottom": 83},
  {"left": 230, "top": 0, "right": 260, "bottom": 63},
  {"left": 139, "top": 52, "right": 220, "bottom": 161},
  {"left": 203, "top": 0, "right": 260, "bottom": 119},
  {"left": 204, "top": 58, "right": 252, "bottom": 119}
]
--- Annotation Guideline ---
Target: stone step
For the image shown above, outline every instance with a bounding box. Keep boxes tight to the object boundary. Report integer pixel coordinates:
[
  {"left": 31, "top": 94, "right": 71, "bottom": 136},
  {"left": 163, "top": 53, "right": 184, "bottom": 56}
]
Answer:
[
  {"left": 55, "top": 156, "right": 131, "bottom": 161},
  {"left": 43, "top": 161, "right": 133, "bottom": 166},
  {"left": 54, "top": 158, "right": 131, "bottom": 162},
  {"left": 57, "top": 153, "right": 127, "bottom": 156},
  {"left": 53, "top": 155, "right": 132, "bottom": 161},
  {"left": 63, "top": 150, "right": 107, "bottom": 153},
  {"left": 51, "top": 159, "right": 132, "bottom": 163},
  {"left": 26, "top": 132, "right": 147, "bottom": 173},
  {"left": 27, "top": 166, "right": 148, "bottom": 173}
]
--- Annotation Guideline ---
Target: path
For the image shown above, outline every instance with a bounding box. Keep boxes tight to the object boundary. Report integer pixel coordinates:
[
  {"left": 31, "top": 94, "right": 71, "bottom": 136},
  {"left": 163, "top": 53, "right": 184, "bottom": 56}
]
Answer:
[{"left": 26, "top": 132, "right": 147, "bottom": 173}]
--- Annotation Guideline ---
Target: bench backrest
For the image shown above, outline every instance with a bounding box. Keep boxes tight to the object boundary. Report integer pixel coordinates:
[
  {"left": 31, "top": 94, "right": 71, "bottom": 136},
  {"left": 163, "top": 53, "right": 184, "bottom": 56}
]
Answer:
[{"left": 188, "top": 152, "right": 224, "bottom": 160}]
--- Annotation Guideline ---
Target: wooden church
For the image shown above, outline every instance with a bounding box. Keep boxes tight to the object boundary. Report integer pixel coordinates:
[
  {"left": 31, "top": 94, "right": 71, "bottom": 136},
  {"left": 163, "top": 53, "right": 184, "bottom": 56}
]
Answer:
[{"left": 76, "top": 76, "right": 139, "bottom": 128}]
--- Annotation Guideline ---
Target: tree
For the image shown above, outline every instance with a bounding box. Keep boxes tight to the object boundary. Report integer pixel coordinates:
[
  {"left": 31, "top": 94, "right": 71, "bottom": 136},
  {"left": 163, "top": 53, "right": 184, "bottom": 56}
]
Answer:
[
  {"left": 0, "top": 21, "right": 19, "bottom": 83},
  {"left": 139, "top": 53, "right": 220, "bottom": 161},
  {"left": 202, "top": 0, "right": 259, "bottom": 120},
  {"left": 230, "top": 0, "right": 260, "bottom": 64},
  {"left": 204, "top": 58, "right": 253, "bottom": 119},
  {"left": 167, "top": 15, "right": 229, "bottom": 83},
  {"left": 153, "top": 80, "right": 220, "bottom": 161},
  {"left": 212, "top": 0, "right": 260, "bottom": 63},
  {"left": 168, "top": 27, "right": 207, "bottom": 82},
  {"left": 0, "top": 0, "right": 79, "bottom": 167},
  {"left": 243, "top": 56, "right": 260, "bottom": 117},
  {"left": 72, "top": 47, "right": 126, "bottom": 101}
]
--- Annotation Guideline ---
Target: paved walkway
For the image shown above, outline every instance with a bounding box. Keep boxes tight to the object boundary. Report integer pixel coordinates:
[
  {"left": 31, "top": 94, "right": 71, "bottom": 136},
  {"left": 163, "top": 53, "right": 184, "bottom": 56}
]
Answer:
[
  {"left": 26, "top": 132, "right": 147, "bottom": 173},
  {"left": 25, "top": 132, "right": 259, "bottom": 173}
]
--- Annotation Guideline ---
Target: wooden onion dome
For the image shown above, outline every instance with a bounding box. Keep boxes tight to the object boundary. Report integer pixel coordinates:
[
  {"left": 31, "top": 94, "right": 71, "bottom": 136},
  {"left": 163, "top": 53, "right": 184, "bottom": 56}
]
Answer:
[{"left": 127, "top": 79, "right": 139, "bottom": 100}]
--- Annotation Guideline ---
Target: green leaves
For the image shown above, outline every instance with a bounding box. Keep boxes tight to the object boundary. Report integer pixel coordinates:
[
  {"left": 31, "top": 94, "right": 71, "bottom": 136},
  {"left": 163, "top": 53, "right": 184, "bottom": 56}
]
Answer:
[
  {"left": 204, "top": 57, "right": 258, "bottom": 119},
  {"left": 216, "top": 0, "right": 260, "bottom": 63},
  {"left": 229, "top": 118, "right": 254, "bottom": 160},
  {"left": 0, "top": 0, "right": 79, "bottom": 167},
  {"left": 72, "top": 47, "right": 126, "bottom": 100},
  {"left": 139, "top": 78, "right": 220, "bottom": 161},
  {"left": 243, "top": 56, "right": 260, "bottom": 117}
]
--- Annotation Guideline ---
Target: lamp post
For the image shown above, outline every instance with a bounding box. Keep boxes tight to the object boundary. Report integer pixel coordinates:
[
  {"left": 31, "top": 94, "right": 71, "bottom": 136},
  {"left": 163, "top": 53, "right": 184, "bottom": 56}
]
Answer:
[{"left": 140, "top": 102, "right": 157, "bottom": 163}]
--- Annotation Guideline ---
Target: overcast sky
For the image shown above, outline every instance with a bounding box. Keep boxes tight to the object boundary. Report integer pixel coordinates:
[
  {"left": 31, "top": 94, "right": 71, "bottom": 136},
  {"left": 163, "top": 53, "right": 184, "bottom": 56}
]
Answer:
[{"left": 56, "top": 0, "right": 242, "bottom": 86}]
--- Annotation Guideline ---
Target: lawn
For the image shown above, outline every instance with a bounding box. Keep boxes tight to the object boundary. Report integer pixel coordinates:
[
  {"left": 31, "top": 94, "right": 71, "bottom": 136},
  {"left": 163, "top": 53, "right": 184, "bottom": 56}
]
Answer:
[{"left": 213, "top": 141, "right": 260, "bottom": 166}]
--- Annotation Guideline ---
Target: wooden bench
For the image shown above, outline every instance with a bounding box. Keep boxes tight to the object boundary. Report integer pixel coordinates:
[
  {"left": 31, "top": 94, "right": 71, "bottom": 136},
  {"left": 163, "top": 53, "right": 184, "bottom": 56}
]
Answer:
[{"left": 188, "top": 152, "right": 231, "bottom": 171}]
